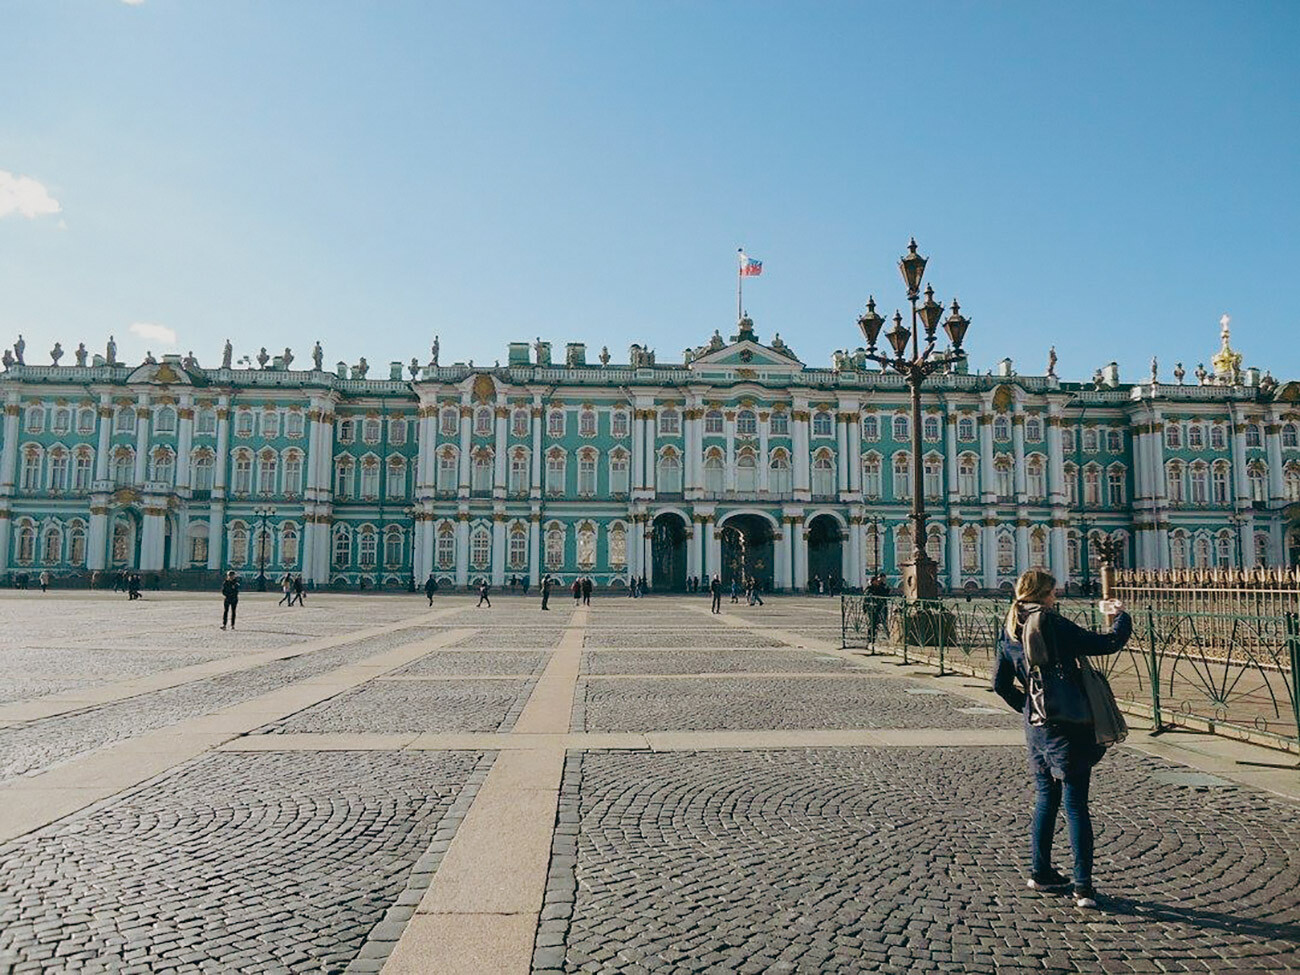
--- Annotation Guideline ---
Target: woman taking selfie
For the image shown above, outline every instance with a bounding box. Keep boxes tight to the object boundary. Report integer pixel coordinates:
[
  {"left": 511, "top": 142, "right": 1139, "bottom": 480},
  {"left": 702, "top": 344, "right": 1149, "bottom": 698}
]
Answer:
[{"left": 992, "top": 568, "right": 1132, "bottom": 909}]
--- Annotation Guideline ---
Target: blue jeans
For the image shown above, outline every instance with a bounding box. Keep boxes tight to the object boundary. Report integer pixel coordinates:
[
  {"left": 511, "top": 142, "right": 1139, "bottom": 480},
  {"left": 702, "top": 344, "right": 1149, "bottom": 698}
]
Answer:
[{"left": 1032, "top": 766, "right": 1093, "bottom": 887}]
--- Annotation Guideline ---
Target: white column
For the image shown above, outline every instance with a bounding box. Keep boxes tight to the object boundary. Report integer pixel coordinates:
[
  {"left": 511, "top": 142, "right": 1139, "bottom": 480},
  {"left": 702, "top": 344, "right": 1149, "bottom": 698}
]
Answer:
[
  {"left": 724, "top": 412, "right": 736, "bottom": 492},
  {"left": 528, "top": 514, "right": 540, "bottom": 582},
  {"left": 0, "top": 396, "right": 20, "bottom": 492},
  {"left": 1050, "top": 523, "right": 1067, "bottom": 584},
  {"left": 491, "top": 516, "right": 506, "bottom": 586},
  {"left": 1240, "top": 514, "right": 1256, "bottom": 567},
  {"left": 758, "top": 416, "right": 771, "bottom": 493},
  {"left": 493, "top": 407, "right": 508, "bottom": 498},
  {"left": 208, "top": 399, "right": 231, "bottom": 570},
  {"left": 457, "top": 402, "right": 472, "bottom": 495},
  {"left": 175, "top": 397, "right": 194, "bottom": 491},
  {"left": 94, "top": 401, "right": 112, "bottom": 482},
  {"left": 530, "top": 404, "right": 543, "bottom": 496},
  {"left": 979, "top": 413, "right": 995, "bottom": 502},
  {"left": 455, "top": 516, "right": 469, "bottom": 587},
  {"left": 945, "top": 412, "right": 959, "bottom": 499},
  {"left": 688, "top": 516, "right": 702, "bottom": 579},
  {"left": 846, "top": 516, "right": 861, "bottom": 588},
  {"left": 1015, "top": 521, "right": 1030, "bottom": 573},
  {"left": 948, "top": 525, "right": 962, "bottom": 589},
  {"left": 1012, "top": 411, "right": 1027, "bottom": 501},
  {"left": 631, "top": 410, "right": 645, "bottom": 491},
  {"left": 1046, "top": 407, "right": 1065, "bottom": 505},
  {"left": 134, "top": 396, "right": 151, "bottom": 485},
  {"left": 644, "top": 408, "right": 656, "bottom": 496},
  {"left": 836, "top": 415, "right": 849, "bottom": 493},
  {"left": 847, "top": 412, "right": 862, "bottom": 494},
  {"left": 793, "top": 408, "right": 810, "bottom": 495},
  {"left": 1266, "top": 418, "right": 1285, "bottom": 500},
  {"left": 778, "top": 520, "right": 793, "bottom": 590},
  {"left": 982, "top": 523, "right": 997, "bottom": 589},
  {"left": 707, "top": 518, "right": 722, "bottom": 580}
]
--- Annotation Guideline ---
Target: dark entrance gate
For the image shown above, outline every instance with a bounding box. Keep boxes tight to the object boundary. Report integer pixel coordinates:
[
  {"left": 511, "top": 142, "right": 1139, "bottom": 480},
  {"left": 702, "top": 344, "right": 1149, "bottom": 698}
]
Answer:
[
  {"left": 719, "top": 514, "right": 774, "bottom": 591},
  {"left": 651, "top": 512, "right": 688, "bottom": 591},
  {"left": 807, "top": 514, "right": 844, "bottom": 592}
]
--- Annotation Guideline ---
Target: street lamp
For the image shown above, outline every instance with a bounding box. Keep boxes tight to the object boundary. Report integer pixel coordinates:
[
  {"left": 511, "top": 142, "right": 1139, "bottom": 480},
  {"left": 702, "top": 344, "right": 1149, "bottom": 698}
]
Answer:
[
  {"left": 858, "top": 239, "right": 970, "bottom": 601},
  {"left": 253, "top": 504, "right": 277, "bottom": 592}
]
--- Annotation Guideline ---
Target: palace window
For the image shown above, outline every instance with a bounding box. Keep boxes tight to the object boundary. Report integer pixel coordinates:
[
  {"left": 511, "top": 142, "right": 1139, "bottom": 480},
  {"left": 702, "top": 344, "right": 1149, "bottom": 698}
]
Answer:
[
  {"left": 609, "top": 449, "right": 629, "bottom": 494},
  {"left": 1167, "top": 461, "right": 1186, "bottom": 503},
  {"left": 770, "top": 450, "right": 792, "bottom": 495},
  {"left": 545, "top": 449, "right": 566, "bottom": 495},
  {"left": 73, "top": 450, "right": 93, "bottom": 492},
  {"left": 338, "top": 418, "right": 355, "bottom": 443},
  {"left": 656, "top": 451, "right": 681, "bottom": 494},
  {"left": 475, "top": 407, "right": 493, "bottom": 436},
  {"left": 48, "top": 450, "right": 69, "bottom": 492},
  {"left": 735, "top": 410, "right": 755, "bottom": 437},
  {"left": 961, "top": 528, "right": 980, "bottom": 572},
  {"left": 861, "top": 454, "right": 881, "bottom": 499},
  {"left": 892, "top": 414, "right": 909, "bottom": 441},
  {"left": 957, "top": 455, "right": 978, "bottom": 499},
  {"left": 357, "top": 527, "right": 377, "bottom": 567},
  {"left": 923, "top": 415, "right": 941, "bottom": 442},
  {"left": 1026, "top": 455, "right": 1046, "bottom": 501},
  {"left": 281, "top": 524, "right": 300, "bottom": 567},
  {"left": 511, "top": 408, "right": 530, "bottom": 437},
  {"left": 285, "top": 411, "right": 304, "bottom": 438},
  {"left": 1164, "top": 424, "right": 1181, "bottom": 450},
  {"left": 508, "top": 525, "right": 528, "bottom": 569},
  {"left": 1063, "top": 463, "right": 1078, "bottom": 506},
  {"left": 611, "top": 410, "right": 629, "bottom": 437},
  {"left": 389, "top": 417, "right": 407, "bottom": 445},
  {"left": 362, "top": 418, "right": 382, "bottom": 444},
  {"left": 736, "top": 451, "right": 757, "bottom": 492},
  {"left": 68, "top": 523, "right": 87, "bottom": 566},
  {"left": 1025, "top": 416, "right": 1043, "bottom": 442},
  {"left": 284, "top": 452, "right": 303, "bottom": 496},
  {"left": 861, "top": 414, "right": 878, "bottom": 441},
  {"left": 1029, "top": 529, "right": 1047, "bottom": 568},
  {"left": 812, "top": 411, "right": 833, "bottom": 437},
  {"left": 232, "top": 451, "right": 253, "bottom": 495},
  {"left": 257, "top": 450, "right": 277, "bottom": 495},
  {"left": 1248, "top": 462, "right": 1267, "bottom": 502},
  {"left": 895, "top": 526, "right": 913, "bottom": 568},
  {"left": 1186, "top": 424, "right": 1203, "bottom": 449},
  {"left": 15, "top": 522, "right": 36, "bottom": 564},
  {"left": 704, "top": 410, "right": 724, "bottom": 434},
  {"left": 234, "top": 411, "right": 254, "bottom": 437},
  {"left": 703, "top": 451, "right": 724, "bottom": 493},
  {"left": 545, "top": 524, "right": 564, "bottom": 569},
  {"left": 548, "top": 409, "right": 566, "bottom": 437},
  {"left": 359, "top": 458, "right": 380, "bottom": 500},
  {"left": 1107, "top": 430, "right": 1123, "bottom": 453},
  {"left": 437, "top": 449, "right": 458, "bottom": 493},
  {"left": 992, "top": 416, "right": 1010, "bottom": 442},
  {"left": 1283, "top": 463, "right": 1300, "bottom": 502},
  {"left": 52, "top": 407, "right": 71, "bottom": 435},
  {"left": 115, "top": 406, "right": 136, "bottom": 434},
  {"left": 769, "top": 411, "right": 789, "bottom": 436},
  {"left": 608, "top": 523, "right": 627, "bottom": 569},
  {"left": 1083, "top": 465, "right": 1101, "bottom": 506},
  {"left": 892, "top": 453, "right": 911, "bottom": 500},
  {"left": 113, "top": 448, "right": 134, "bottom": 487},
  {"left": 1083, "top": 428, "right": 1099, "bottom": 452},
  {"left": 577, "top": 524, "right": 596, "bottom": 569},
  {"left": 77, "top": 408, "right": 96, "bottom": 435},
  {"left": 192, "top": 451, "right": 214, "bottom": 492},
  {"left": 1212, "top": 462, "right": 1230, "bottom": 504},
  {"left": 41, "top": 526, "right": 62, "bottom": 564},
  {"left": 924, "top": 456, "right": 943, "bottom": 501},
  {"left": 1107, "top": 465, "right": 1126, "bottom": 506},
  {"left": 997, "top": 533, "right": 1015, "bottom": 572},
  {"left": 957, "top": 416, "right": 975, "bottom": 442},
  {"left": 335, "top": 458, "right": 355, "bottom": 498},
  {"left": 577, "top": 449, "right": 597, "bottom": 497},
  {"left": 578, "top": 409, "right": 597, "bottom": 437},
  {"left": 509, "top": 449, "right": 529, "bottom": 495},
  {"left": 995, "top": 456, "right": 1013, "bottom": 500},
  {"left": 1061, "top": 427, "right": 1075, "bottom": 453},
  {"left": 440, "top": 407, "right": 459, "bottom": 436},
  {"left": 261, "top": 411, "right": 279, "bottom": 439},
  {"left": 1282, "top": 423, "right": 1299, "bottom": 449},
  {"left": 196, "top": 408, "right": 216, "bottom": 435},
  {"left": 470, "top": 526, "right": 490, "bottom": 569},
  {"left": 1210, "top": 424, "right": 1226, "bottom": 450},
  {"left": 386, "top": 457, "right": 406, "bottom": 499},
  {"left": 26, "top": 406, "right": 44, "bottom": 434},
  {"left": 152, "top": 448, "right": 176, "bottom": 487},
  {"left": 229, "top": 523, "right": 249, "bottom": 566},
  {"left": 436, "top": 525, "right": 455, "bottom": 569},
  {"left": 1246, "top": 423, "right": 1263, "bottom": 448},
  {"left": 471, "top": 450, "right": 493, "bottom": 493},
  {"left": 1189, "top": 462, "right": 1207, "bottom": 504}
]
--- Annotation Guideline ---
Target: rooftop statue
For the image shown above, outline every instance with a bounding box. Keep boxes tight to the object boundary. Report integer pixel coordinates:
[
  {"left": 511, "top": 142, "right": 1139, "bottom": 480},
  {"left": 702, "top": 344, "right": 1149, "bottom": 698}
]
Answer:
[
  {"left": 221, "top": 339, "right": 232, "bottom": 369},
  {"left": 13, "top": 334, "right": 24, "bottom": 365},
  {"left": 312, "top": 341, "right": 323, "bottom": 371},
  {"left": 50, "top": 342, "right": 63, "bottom": 365},
  {"left": 106, "top": 335, "right": 117, "bottom": 365},
  {"left": 75, "top": 343, "right": 87, "bottom": 367}
]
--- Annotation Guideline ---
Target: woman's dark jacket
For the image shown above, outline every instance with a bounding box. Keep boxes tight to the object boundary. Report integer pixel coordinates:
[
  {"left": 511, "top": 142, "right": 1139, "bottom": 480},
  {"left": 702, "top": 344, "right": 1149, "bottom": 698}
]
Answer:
[
  {"left": 992, "top": 606, "right": 1132, "bottom": 778},
  {"left": 221, "top": 578, "right": 240, "bottom": 601}
]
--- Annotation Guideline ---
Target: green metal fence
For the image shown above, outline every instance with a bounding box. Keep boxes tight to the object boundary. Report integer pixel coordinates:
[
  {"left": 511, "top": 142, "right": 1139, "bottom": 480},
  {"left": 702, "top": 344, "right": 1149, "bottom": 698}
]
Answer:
[{"left": 841, "top": 595, "right": 1300, "bottom": 755}]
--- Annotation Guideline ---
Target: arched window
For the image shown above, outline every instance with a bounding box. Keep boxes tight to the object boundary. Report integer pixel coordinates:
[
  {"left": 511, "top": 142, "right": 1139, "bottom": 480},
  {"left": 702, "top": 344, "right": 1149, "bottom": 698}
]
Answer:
[
  {"left": 608, "top": 523, "right": 628, "bottom": 569},
  {"left": 1063, "top": 462, "right": 1078, "bottom": 506},
  {"left": 891, "top": 414, "right": 909, "bottom": 441},
  {"left": 229, "top": 522, "right": 249, "bottom": 566},
  {"left": 283, "top": 450, "right": 303, "bottom": 497},
  {"left": 735, "top": 409, "right": 755, "bottom": 436},
  {"left": 357, "top": 526, "right": 378, "bottom": 567},
  {"left": 384, "top": 526, "right": 404, "bottom": 566},
  {"left": 994, "top": 456, "right": 1013, "bottom": 500},
  {"left": 736, "top": 450, "right": 758, "bottom": 493},
  {"left": 234, "top": 410, "right": 254, "bottom": 437},
  {"left": 191, "top": 450, "right": 214, "bottom": 492},
  {"left": 656, "top": 449, "right": 682, "bottom": 494},
  {"left": 957, "top": 454, "right": 978, "bottom": 499},
  {"left": 861, "top": 414, "right": 879, "bottom": 441},
  {"left": 1210, "top": 424, "right": 1226, "bottom": 450},
  {"left": 961, "top": 527, "right": 980, "bottom": 572},
  {"left": 113, "top": 447, "right": 135, "bottom": 487},
  {"left": 957, "top": 416, "right": 975, "bottom": 441},
  {"left": 42, "top": 525, "right": 62, "bottom": 564},
  {"left": 1167, "top": 461, "right": 1186, "bottom": 503},
  {"left": 547, "top": 409, "right": 566, "bottom": 437},
  {"left": 48, "top": 449, "right": 69, "bottom": 492},
  {"left": 261, "top": 410, "right": 280, "bottom": 439},
  {"left": 22, "top": 406, "right": 43, "bottom": 435},
  {"left": 231, "top": 449, "right": 253, "bottom": 495},
  {"left": 77, "top": 408, "right": 96, "bottom": 434},
  {"left": 511, "top": 408, "right": 530, "bottom": 437},
  {"left": 285, "top": 410, "right": 305, "bottom": 438},
  {"left": 1193, "top": 535, "right": 1211, "bottom": 569},
  {"left": 1029, "top": 528, "right": 1047, "bottom": 567},
  {"left": 1212, "top": 461, "right": 1231, "bottom": 504},
  {"left": 73, "top": 448, "right": 93, "bottom": 492},
  {"left": 1285, "top": 463, "right": 1300, "bottom": 503},
  {"left": 923, "top": 415, "right": 941, "bottom": 442},
  {"left": 435, "top": 524, "right": 455, "bottom": 569},
  {"left": 51, "top": 407, "right": 71, "bottom": 434},
  {"left": 280, "top": 523, "right": 300, "bottom": 567},
  {"left": 388, "top": 417, "right": 407, "bottom": 445},
  {"left": 362, "top": 418, "right": 382, "bottom": 444},
  {"left": 15, "top": 521, "right": 36, "bottom": 564},
  {"left": 1163, "top": 423, "right": 1181, "bottom": 450},
  {"left": 993, "top": 415, "right": 1010, "bottom": 442},
  {"left": 577, "top": 448, "right": 598, "bottom": 497},
  {"left": 335, "top": 457, "right": 355, "bottom": 498},
  {"left": 812, "top": 411, "right": 834, "bottom": 437},
  {"left": 257, "top": 449, "right": 278, "bottom": 495},
  {"left": 509, "top": 448, "right": 530, "bottom": 495},
  {"left": 333, "top": 527, "right": 352, "bottom": 568},
  {"left": 545, "top": 523, "right": 565, "bottom": 569},
  {"left": 1245, "top": 423, "right": 1262, "bottom": 448},
  {"left": 440, "top": 407, "right": 459, "bottom": 436},
  {"left": 1247, "top": 461, "right": 1267, "bottom": 503},
  {"left": 609, "top": 448, "right": 630, "bottom": 494},
  {"left": 895, "top": 525, "right": 913, "bottom": 568},
  {"left": 67, "top": 521, "right": 87, "bottom": 566},
  {"left": 861, "top": 453, "right": 881, "bottom": 499},
  {"left": 1106, "top": 465, "right": 1126, "bottom": 506},
  {"left": 703, "top": 450, "right": 724, "bottom": 494},
  {"left": 892, "top": 452, "right": 911, "bottom": 500},
  {"left": 704, "top": 409, "right": 724, "bottom": 434},
  {"left": 114, "top": 406, "right": 136, "bottom": 434},
  {"left": 471, "top": 449, "right": 493, "bottom": 493},
  {"left": 437, "top": 448, "right": 458, "bottom": 493},
  {"left": 1282, "top": 423, "right": 1299, "bottom": 449},
  {"left": 578, "top": 409, "right": 597, "bottom": 437},
  {"left": 21, "top": 446, "right": 43, "bottom": 493},
  {"left": 769, "top": 449, "right": 792, "bottom": 495},
  {"left": 545, "top": 449, "right": 567, "bottom": 495},
  {"left": 1083, "top": 464, "right": 1101, "bottom": 506},
  {"left": 926, "top": 526, "right": 944, "bottom": 568},
  {"left": 1189, "top": 462, "right": 1208, "bottom": 504},
  {"left": 923, "top": 454, "right": 943, "bottom": 500},
  {"left": 577, "top": 522, "right": 596, "bottom": 568},
  {"left": 386, "top": 456, "right": 406, "bottom": 499},
  {"left": 1083, "top": 428, "right": 1100, "bottom": 452},
  {"left": 508, "top": 524, "right": 528, "bottom": 569},
  {"left": 1216, "top": 531, "right": 1235, "bottom": 568},
  {"left": 1026, "top": 455, "right": 1046, "bottom": 501},
  {"left": 475, "top": 406, "right": 493, "bottom": 436},
  {"left": 359, "top": 457, "right": 380, "bottom": 499},
  {"left": 1170, "top": 531, "right": 1189, "bottom": 569},
  {"left": 1025, "top": 416, "right": 1043, "bottom": 442},
  {"left": 770, "top": 411, "right": 789, "bottom": 436},
  {"left": 151, "top": 448, "right": 175, "bottom": 487},
  {"left": 611, "top": 410, "right": 630, "bottom": 437},
  {"left": 997, "top": 532, "right": 1015, "bottom": 572},
  {"left": 196, "top": 407, "right": 216, "bottom": 435},
  {"left": 1187, "top": 423, "right": 1203, "bottom": 449}
]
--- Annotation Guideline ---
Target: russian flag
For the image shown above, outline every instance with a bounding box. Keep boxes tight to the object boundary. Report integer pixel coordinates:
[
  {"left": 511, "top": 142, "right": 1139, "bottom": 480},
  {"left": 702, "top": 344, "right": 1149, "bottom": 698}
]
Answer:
[{"left": 739, "top": 251, "right": 763, "bottom": 276}]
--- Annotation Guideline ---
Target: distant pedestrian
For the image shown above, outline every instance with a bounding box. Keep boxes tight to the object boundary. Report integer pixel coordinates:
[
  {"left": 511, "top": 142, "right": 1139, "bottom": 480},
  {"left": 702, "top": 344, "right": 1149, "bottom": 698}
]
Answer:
[
  {"left": 709, "top": 574, "right": 722, "bottom": 614},
  {"left": 747, "top": 577, "right": 764, "bottom": 606},
  {"left": 39, "top": 570, "right": 50, "bottom": 593},
  {"left": 220, "top": 571, "right": 240, "bottom": 629},
  {"left": 992, "top": 569, "right": 1132, "bottom": 910},
  {"left": 540, "top": 575, "right": 551, "bottom": 611},
  {"left": 867, "top": 573, "right": 890, "bottom": 643},
  {"left": 424, "top": 573, "right": 436, "bottom": 606},
  {"left": 292, "top": 575, "right": 305, "bottom": 606},
  {"left": 730, "top": 578, "right": 740, "bottom": 603},
  {"left": 572, "top": 579, "right": 582, "bottom": 605},
  {"left": 278, "top": 573, "right": 293, "bottom": 607},
  {"left": 477, "top": 580, "right": 491, "bottom": 608},
  {"left": 128, "top": 574, "right": 142, "bottom": 600},
  {"left": 581, "top": 576, "right": 592, "bottom": 606},
  {"left": 522, "top": 575, "right": 530, "bottom": 596}
]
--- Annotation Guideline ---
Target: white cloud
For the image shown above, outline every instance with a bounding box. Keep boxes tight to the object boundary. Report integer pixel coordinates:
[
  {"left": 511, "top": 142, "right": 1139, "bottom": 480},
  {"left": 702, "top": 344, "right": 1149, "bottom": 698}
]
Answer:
[
  {"left": 129, "top": 321, "right": 178, "bottom": 346},
  {"left": 0, "top": 170, "right": 61, "bottom": 220},
  {"left": 121, "top": 0, "right": 146, "bottom": 5}
]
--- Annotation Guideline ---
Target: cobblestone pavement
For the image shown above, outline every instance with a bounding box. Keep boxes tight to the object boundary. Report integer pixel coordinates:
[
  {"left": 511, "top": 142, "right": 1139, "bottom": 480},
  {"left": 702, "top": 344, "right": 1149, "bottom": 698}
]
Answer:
[
  {"left": 3, "top": 594, "right": 1299, "bottom": 974},
  {"left": 263, "top": 677, "right": 537, "bottom": 734},
  {"left": 0, "top": 627, "right": 436, "bottom": 781},
  {"left": 573, "top": 675, "right": 1021, "bottom": 732},
  {"left": 537, "top": 748, "right": 1300, "bottom": 974},
  {"left": 0, "top": 750, "right": 488, "bottom": 973}
]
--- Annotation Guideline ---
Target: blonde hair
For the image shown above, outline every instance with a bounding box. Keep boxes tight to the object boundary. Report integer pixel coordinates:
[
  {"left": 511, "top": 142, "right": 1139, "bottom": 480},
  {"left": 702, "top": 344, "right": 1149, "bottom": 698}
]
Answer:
[{"left": 1004, "top": 568, "right": 1056, "bottom": 642}]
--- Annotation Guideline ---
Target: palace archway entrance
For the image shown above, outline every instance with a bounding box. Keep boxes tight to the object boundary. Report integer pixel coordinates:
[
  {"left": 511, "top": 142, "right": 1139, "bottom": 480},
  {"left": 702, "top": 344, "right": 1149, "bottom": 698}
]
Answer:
[
  {"left": 807, "top": 514, "right": 844, "bottom": 592},
  {"left": 719, "top": 514, "right": 774, "bottom": 591},
  {"left": 651, "top": 512, "right": 688, "bottom": 591}
]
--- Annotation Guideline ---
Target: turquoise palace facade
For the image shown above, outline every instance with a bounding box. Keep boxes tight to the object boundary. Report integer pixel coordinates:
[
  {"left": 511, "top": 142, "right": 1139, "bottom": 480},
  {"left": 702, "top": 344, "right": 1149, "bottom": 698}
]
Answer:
[{"left": 1, "top": 317, "right": 1297, "bottom": 591}]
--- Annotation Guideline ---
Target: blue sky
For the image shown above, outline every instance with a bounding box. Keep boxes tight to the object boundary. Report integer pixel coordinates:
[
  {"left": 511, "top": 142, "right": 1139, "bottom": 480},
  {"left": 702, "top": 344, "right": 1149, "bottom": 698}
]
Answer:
[{"left": 2, "top": 1, "right": 1297, "bottom": 381}]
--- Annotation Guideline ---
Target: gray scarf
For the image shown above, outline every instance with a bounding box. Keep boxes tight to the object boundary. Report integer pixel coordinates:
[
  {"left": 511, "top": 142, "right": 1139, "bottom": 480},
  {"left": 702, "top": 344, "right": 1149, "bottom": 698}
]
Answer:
[{"left": 1018, "top": 602, "right": 1052, "bottom": 670}]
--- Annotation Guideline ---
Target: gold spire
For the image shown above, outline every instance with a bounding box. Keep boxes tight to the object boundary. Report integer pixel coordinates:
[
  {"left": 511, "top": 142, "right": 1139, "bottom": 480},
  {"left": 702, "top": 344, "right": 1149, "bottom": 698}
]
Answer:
[{"left": 1211, "top": 313, "right": 1242, "bottom": 383}]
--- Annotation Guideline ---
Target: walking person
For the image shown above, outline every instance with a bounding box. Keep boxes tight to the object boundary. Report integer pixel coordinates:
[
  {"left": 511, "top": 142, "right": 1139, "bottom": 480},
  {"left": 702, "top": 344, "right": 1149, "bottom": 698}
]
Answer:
[
  {"left": 709, "top": 574, "right": 722, "bottom": 614},
  {"left": 278, "top": 573, "right": 293, "bottom": 607},
  {"left": 730, "top": 577, "right": 740, "bottom": 603},
  {"left": 292, "top": 575, "right": 305, "bottom": 606},
  {"left": 992, "top": 568, "right": 1132, "bottom": 909},
  {"left": 521, "top": 575, "right": 529, "bottom": 597},
  {"left": 39, "top": 570, "right": 50, "bottom": 593},
  {"left": 540, "top": 575, "right": 552, "bottom": 611},
  {"left": 747, "top": 577, "right": 764, "bottom": 606},
  {"left": 424, "top": 573, "right": 436, "bottom": 606},
  {"left": 866, "top": 573, "right": 890, "bottom": 644},
  {"left": 581, "top": 576, "right": 592, "bottom": 606},
  {"left": 572, "top": 578, "right": 582, "bottom": 605},
  {"left": 220, "top": 570, "right": 240, "bottom": 630},
  {"left": 476, "top": 580, "right": 492, "bottom": 608},
  {"left": 128, "top": 574, "right": 142, "bottom": 600}
]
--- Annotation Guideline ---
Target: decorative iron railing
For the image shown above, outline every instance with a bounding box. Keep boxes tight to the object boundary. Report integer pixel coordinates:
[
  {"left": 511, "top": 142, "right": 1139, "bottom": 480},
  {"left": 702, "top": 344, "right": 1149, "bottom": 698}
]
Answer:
[{"left": 841, "top": 594, "right": 1300, "bottom": 755}]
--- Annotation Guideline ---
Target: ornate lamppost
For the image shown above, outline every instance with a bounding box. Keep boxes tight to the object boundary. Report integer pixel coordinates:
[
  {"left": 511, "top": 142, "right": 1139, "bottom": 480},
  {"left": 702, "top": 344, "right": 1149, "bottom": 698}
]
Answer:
[
  {"left": 253, "top": 504, "right": 277, "bottom": 592},
  {"left": 858, "top": 239, "right": 970, "bottom": 602}
]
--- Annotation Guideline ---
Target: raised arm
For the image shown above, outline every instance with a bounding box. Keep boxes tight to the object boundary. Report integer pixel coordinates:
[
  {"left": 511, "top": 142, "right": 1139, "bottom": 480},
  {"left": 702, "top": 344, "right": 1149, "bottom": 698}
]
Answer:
[{"left": 1051, "top": 610, "right": 1132, "bottom": 658}]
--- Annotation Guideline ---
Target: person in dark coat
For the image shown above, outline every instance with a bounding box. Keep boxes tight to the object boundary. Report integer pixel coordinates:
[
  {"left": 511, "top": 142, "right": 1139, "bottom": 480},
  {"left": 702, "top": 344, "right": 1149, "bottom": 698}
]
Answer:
[
  {"left": 220, "top": 571, "right": 240, "bottom": 629},
  {"left": 292, "top": 575, "right": 305, "bottom": 606},
  {"left": 572, "top": 579, "right": 582, "bottom": 605},
  {"left": 992, "top": 568, "right": 1132, "bottom": 909},
  {"left": 477, "top": 580, "right": 491, "bottom": 608},
  {"left": 424, "top": 573, "right": 436, "bottom": 606},
  {"left": 540, "top": 575, "right": 551, "bottom": 611},
  {"left": 709, "top": 574, "right": 722, "bottom": 614},
  {"left": 866, "top": 573, "right": 890, "bottom": 643},
  {"left": 581, "top": 576, "right": 592, "bottom": 606}
]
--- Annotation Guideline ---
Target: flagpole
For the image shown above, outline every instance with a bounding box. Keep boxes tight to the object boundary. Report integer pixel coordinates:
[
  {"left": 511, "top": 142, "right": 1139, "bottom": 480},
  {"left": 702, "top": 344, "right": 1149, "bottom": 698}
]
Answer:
[{"left": 737, "top": 247, "right": 743, "bottom": 321}]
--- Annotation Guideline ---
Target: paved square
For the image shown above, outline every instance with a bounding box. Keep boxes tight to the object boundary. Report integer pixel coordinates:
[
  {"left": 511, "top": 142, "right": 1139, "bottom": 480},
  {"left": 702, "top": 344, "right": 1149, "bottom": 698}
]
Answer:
[{"left": 1, "top": 591, "right": 1297, "bottom": 975}]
